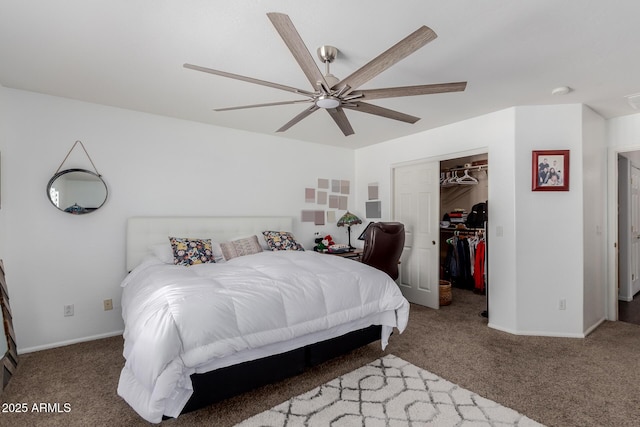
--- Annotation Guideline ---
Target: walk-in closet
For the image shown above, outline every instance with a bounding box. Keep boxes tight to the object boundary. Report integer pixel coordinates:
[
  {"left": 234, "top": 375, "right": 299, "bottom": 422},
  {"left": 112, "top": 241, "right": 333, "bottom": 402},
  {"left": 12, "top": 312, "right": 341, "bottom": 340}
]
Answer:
[{"left": 439, "top": 154, "right": 488, "bottom": 315}]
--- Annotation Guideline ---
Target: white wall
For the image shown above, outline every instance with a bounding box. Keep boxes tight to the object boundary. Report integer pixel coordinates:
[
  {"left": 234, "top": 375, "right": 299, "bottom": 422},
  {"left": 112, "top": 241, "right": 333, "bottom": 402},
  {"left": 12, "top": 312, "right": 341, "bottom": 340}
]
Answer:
[
  {"left": 355, "top": 109, "right": 519, "bottom": 332},
  {"left": 355, "top": 104, "right": 606, "bottom": 336},
  {"left": 608, "top": 113, "right": 640, "bottom": 147},
  {"left": 0, "top": 87, "right": 355, "bottom": 352},
  {"left": 513, "top": 105, "right": 583, "bottom": 335},
  {"left": 0, "top": 84, "right": 618, "bottom": 351},
  {"left": 513, "top": 105, "right": 606, "bottom": 336}
]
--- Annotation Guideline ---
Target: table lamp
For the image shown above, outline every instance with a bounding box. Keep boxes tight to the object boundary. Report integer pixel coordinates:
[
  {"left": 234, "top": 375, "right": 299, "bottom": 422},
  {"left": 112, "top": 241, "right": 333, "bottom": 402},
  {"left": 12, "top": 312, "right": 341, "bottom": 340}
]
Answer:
[{"left": 337, "top": 211, "right": 362, "bottom": 250}]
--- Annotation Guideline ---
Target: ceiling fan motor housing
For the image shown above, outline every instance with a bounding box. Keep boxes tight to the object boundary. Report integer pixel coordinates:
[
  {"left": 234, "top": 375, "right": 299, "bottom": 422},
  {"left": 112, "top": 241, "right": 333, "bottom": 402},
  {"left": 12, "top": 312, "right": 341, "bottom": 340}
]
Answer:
[{"left": 317, "top": 45, "right": 338, "bottom": 63}]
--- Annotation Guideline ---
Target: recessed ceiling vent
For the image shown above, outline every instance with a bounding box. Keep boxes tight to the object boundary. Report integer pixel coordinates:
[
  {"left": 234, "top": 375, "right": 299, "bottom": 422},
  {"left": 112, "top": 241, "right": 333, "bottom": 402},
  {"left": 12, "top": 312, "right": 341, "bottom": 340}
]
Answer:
[{"left": 625, "top": 93, "right": 640, "bottom": 110}]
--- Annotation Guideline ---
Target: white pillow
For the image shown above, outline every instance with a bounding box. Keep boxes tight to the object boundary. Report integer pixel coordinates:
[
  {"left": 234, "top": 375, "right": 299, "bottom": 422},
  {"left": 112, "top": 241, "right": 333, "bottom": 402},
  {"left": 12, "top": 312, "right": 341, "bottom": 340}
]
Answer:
[{"left": 149, "top": 243, "right": 173, "bottom": 264}]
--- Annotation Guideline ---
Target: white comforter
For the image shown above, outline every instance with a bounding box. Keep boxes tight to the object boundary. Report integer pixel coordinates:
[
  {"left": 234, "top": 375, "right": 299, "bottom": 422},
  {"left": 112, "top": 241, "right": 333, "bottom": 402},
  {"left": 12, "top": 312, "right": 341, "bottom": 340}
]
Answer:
[{"left": 117, "top": 250, "right": 409, "bottom": 423}]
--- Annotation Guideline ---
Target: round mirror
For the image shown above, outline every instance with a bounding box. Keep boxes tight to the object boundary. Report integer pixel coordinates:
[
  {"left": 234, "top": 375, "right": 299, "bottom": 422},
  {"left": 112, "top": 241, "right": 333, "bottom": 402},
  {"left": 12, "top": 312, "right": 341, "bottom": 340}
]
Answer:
[{"left": 46, "top": 169, "right": 108, "bottom": 214}]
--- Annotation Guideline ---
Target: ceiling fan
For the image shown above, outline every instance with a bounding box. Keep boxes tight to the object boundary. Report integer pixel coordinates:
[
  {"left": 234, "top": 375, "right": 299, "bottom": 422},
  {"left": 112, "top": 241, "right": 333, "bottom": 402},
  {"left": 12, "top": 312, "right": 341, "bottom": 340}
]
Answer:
[{"left": 184, "top": 12, "right": 467, "bottom": 136}]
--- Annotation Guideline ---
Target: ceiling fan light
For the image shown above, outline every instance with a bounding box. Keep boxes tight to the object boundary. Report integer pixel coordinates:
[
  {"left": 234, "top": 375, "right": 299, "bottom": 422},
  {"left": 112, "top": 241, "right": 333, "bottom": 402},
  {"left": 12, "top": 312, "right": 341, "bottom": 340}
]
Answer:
[{"left": 316, "top": 96, "right": 340, "bottom": 109}]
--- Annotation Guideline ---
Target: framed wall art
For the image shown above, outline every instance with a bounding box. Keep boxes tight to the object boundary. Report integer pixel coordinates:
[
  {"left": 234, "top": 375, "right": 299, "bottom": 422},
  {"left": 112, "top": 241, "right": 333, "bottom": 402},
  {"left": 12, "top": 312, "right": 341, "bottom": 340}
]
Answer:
[{"left": 532, "top": 150, "right": 570, "bottom": 191}]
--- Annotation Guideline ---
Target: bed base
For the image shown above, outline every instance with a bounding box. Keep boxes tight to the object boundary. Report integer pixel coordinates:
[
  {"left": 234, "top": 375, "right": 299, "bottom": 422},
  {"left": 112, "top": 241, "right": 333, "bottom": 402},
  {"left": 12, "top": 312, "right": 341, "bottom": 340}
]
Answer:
[{"left": 180, "top": 324, "right": 382, "bottom": 415}]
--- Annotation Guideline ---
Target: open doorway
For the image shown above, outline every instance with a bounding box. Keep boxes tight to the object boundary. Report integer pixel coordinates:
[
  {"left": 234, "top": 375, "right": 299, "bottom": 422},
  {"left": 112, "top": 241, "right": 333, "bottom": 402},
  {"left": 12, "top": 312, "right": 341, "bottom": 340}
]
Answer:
[
  {"left": 439, "top": 153, "right": 488, "bottom": 317},
  {"left": 617, "top": 151, "right": 640, "bottom": 325}
]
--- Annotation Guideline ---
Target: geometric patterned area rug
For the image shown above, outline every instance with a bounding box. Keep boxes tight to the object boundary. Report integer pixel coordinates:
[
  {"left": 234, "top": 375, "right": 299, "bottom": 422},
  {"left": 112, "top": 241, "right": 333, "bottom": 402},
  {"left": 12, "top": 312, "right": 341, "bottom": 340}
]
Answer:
[{"left": 236, "top": 354, "right": 545, "bottom": 426}]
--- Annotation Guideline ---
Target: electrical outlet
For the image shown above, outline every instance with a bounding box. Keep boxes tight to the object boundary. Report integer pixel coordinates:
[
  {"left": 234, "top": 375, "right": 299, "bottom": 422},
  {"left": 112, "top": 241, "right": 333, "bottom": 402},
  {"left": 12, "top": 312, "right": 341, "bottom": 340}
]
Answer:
[
  {"left": 559, "top": 299, "right": 566, "bottom": 310},
  {"left": 103, "top": 299, "right": 113, "bottom": 311},
  {"left": 64, "top": 304, "right": 74, "bottom": 317}
]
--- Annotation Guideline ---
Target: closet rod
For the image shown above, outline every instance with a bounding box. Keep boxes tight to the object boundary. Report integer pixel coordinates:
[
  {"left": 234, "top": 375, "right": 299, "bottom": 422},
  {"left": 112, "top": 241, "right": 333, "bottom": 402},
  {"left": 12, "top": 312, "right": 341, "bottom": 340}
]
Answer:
[
  {"left": 440, "top": 228, "right": 484, "bottom": 235},
  {"left": 443, "top": 164, "right": 488, "bottom": 173}
]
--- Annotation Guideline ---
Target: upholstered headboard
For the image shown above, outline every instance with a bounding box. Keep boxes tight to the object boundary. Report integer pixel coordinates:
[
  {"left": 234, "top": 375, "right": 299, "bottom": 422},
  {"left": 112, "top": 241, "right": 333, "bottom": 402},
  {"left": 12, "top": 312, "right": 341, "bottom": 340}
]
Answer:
[{"left": 126, "top": 216, "right": 293, "bottom": 272}]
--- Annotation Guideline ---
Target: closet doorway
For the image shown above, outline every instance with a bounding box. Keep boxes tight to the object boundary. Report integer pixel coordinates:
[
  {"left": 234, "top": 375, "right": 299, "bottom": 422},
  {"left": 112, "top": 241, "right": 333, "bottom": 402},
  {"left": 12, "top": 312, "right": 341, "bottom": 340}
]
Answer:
[
  {"left": 439, "top": 154, "right": 488, "bottom": 316},
  {"left": 617, "top": 151, "right": 640, "bottom": 326}
]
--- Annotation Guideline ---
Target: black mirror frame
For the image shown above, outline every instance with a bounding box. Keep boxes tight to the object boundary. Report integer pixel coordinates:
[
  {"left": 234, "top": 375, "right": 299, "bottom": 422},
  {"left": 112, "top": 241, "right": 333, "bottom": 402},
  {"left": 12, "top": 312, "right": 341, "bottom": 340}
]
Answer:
[{"left": 46, "top": 168, "right": 108, "bottom": 214}]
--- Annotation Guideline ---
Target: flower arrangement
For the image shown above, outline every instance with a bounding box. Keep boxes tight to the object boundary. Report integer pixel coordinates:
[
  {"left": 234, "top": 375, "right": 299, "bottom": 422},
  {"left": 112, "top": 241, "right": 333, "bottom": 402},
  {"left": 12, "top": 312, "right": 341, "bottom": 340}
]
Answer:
[{"left": 315, "top": 234, "right": 335, "bottom": 252}]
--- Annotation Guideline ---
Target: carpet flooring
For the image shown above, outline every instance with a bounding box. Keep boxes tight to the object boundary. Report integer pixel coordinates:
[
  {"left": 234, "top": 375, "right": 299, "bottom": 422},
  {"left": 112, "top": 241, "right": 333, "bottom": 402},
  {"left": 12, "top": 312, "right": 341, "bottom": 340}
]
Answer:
[
  {"left": 1, "top": 289, "right": 639, "bottom": 427},
  {"left": 237, "top": 354, "right": 543, "bottom": 426}
]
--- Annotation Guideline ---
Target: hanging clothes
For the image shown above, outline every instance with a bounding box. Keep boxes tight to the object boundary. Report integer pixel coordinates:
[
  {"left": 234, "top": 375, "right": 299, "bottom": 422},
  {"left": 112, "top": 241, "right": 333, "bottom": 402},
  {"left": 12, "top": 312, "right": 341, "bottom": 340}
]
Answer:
[
  {"left": 473, "top": 239, "right": 486, "bottom": 293},
  {"left": 443, "top": 237, "right": 458, "bottom": 280},
  {"left": 443, "top": 234, "right": 474, "bottom": 290},
  {"left": 458, "top": 238, "right": 473, "bottom": 289}
]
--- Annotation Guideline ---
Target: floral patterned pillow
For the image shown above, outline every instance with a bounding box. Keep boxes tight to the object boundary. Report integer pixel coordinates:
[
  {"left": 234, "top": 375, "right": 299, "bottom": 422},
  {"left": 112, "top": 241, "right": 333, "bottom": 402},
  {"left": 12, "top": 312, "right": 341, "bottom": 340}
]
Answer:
[
  {"left": 262, "top": 231, "right": 305, "bottom": 251},
  {"left": 169, "top": 237, "right": 215, "bottom": 266}
]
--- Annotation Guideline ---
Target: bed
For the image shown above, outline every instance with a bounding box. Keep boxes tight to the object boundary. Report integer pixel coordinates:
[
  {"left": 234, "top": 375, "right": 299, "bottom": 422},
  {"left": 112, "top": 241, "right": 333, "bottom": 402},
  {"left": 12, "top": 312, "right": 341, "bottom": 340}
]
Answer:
[{"left": 117, "top": 216, "right": 410, "bottom": 423}]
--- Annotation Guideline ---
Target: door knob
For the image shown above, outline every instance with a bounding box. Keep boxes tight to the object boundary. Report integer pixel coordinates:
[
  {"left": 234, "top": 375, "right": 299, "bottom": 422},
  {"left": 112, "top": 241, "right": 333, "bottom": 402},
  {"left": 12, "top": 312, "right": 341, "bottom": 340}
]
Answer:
[{"left": 432, "top": 240, "right": 436, "bottom": 245}]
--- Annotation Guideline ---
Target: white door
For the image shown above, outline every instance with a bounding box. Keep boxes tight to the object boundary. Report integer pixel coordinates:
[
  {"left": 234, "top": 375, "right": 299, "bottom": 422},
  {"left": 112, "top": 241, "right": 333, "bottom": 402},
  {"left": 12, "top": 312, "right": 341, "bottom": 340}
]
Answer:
[
  {"left": 393, "top": 161, "right": 440, "bottom": 308},
  {"left": 631, "top": 165, "right": 640, "bottom": 296}
]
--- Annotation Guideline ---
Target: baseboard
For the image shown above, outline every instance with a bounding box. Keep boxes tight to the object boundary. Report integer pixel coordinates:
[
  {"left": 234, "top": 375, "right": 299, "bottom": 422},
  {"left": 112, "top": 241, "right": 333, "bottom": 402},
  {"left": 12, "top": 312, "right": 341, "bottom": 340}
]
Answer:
[
  {"left": 583, "top": 317, "right": 606, "bottom": 336},
  {"left": 488, "top": 322, "right": 585, "bottom": 338},
  {"left": 18, "top": 330, "right": 124, "bottom": 354}
]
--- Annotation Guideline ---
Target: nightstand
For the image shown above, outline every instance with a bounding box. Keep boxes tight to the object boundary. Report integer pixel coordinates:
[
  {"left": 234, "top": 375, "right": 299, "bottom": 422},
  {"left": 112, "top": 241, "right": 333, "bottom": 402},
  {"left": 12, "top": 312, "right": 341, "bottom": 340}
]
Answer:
[{"left": 324, "top": 249, "right": 363, "bottom": 261}]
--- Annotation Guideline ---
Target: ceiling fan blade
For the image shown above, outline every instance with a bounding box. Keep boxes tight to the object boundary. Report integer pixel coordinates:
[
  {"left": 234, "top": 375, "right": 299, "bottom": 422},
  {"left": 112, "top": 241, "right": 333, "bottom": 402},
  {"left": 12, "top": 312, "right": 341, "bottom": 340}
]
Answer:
[
  {"left": 356, "top": 82, "right": 467, "bottom": 100},
  {"left": 277, "top": 105, "right": 320, "bottom": 132},
  {"left": 215, "top": 99, "right": 313, "bottom": 112},
  {"left": 267, "top": 12, "right": 328, "bottom": 92},
  {"left": 184, "top": 63, "right": 315, "bottom": 97},
  {"left": 327, "top": 107, "right": 355, "bottom": 136},
  {"left": 336, "top": 26, "right": 437, "bottom": 94},
  {"left": 342, "top": 102, "right": 420, "bottom": 124}
]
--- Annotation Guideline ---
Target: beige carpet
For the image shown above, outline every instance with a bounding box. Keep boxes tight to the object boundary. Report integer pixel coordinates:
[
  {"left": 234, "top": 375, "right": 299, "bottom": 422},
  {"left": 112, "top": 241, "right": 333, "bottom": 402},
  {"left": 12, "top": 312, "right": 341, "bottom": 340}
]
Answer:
[
  {"left": 237, "top": 354, "right": 544, "bottom": 426},
  {"left": 1, "top": 289, "right": 639, "bottom": 427}
]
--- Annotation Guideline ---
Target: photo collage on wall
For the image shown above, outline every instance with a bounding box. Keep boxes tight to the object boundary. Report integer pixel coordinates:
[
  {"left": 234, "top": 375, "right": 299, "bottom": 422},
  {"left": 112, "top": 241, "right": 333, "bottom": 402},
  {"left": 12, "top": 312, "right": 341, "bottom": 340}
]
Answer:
[
  {"left": 366, "top": 183, "right": 382, "bottom": 218},
  {"left": 301, "top": 178, "right": 350, "bottom": 225}
]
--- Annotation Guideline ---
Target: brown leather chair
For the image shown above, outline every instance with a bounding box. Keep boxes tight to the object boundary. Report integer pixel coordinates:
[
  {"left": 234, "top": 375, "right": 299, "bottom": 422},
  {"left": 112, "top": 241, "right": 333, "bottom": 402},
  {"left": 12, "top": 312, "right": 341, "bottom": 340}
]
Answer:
[{"left": 361, "top": 222, "right": 405, "bottom": 280}]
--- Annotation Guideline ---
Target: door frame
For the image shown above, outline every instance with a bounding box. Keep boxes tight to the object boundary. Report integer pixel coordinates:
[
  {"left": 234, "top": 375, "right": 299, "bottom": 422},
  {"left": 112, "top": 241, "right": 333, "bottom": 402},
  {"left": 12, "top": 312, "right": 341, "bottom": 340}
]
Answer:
[
  {"left": 390, "top": 147, "right": 489, "bottom": 303},
  {"left": 618, "top": 159, "right": 640, "bottom": 302},
  {"left": 607, "top": 144, "right": 640, "bottom": 320}
]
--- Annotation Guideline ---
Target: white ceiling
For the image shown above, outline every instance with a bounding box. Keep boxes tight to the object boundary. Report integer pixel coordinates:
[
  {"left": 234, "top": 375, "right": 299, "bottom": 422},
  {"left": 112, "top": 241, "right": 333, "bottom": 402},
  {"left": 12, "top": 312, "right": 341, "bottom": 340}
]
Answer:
[{"left": 2, "top": 1, "right": 640, "bottom": 149}]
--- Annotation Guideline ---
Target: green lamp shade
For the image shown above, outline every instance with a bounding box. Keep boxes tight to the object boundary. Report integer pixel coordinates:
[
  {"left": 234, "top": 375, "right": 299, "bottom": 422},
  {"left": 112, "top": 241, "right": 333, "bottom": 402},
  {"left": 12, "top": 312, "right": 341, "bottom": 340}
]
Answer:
[{"left": 337, "top": 211, "right": 362, "bottom": 227}]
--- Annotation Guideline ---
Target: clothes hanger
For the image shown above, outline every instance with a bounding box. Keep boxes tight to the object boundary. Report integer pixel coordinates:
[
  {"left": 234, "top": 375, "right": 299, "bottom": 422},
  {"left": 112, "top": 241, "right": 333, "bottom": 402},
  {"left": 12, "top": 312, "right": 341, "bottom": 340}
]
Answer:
[
  {"left": 457, "top": 169, "right": 478, "bottom": 184},
  {"left": 447, "top": 170, "right": 460, "bottom": 184},
  {"left": 441, "top": 171, "right": 455, "bottom": 187}
]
